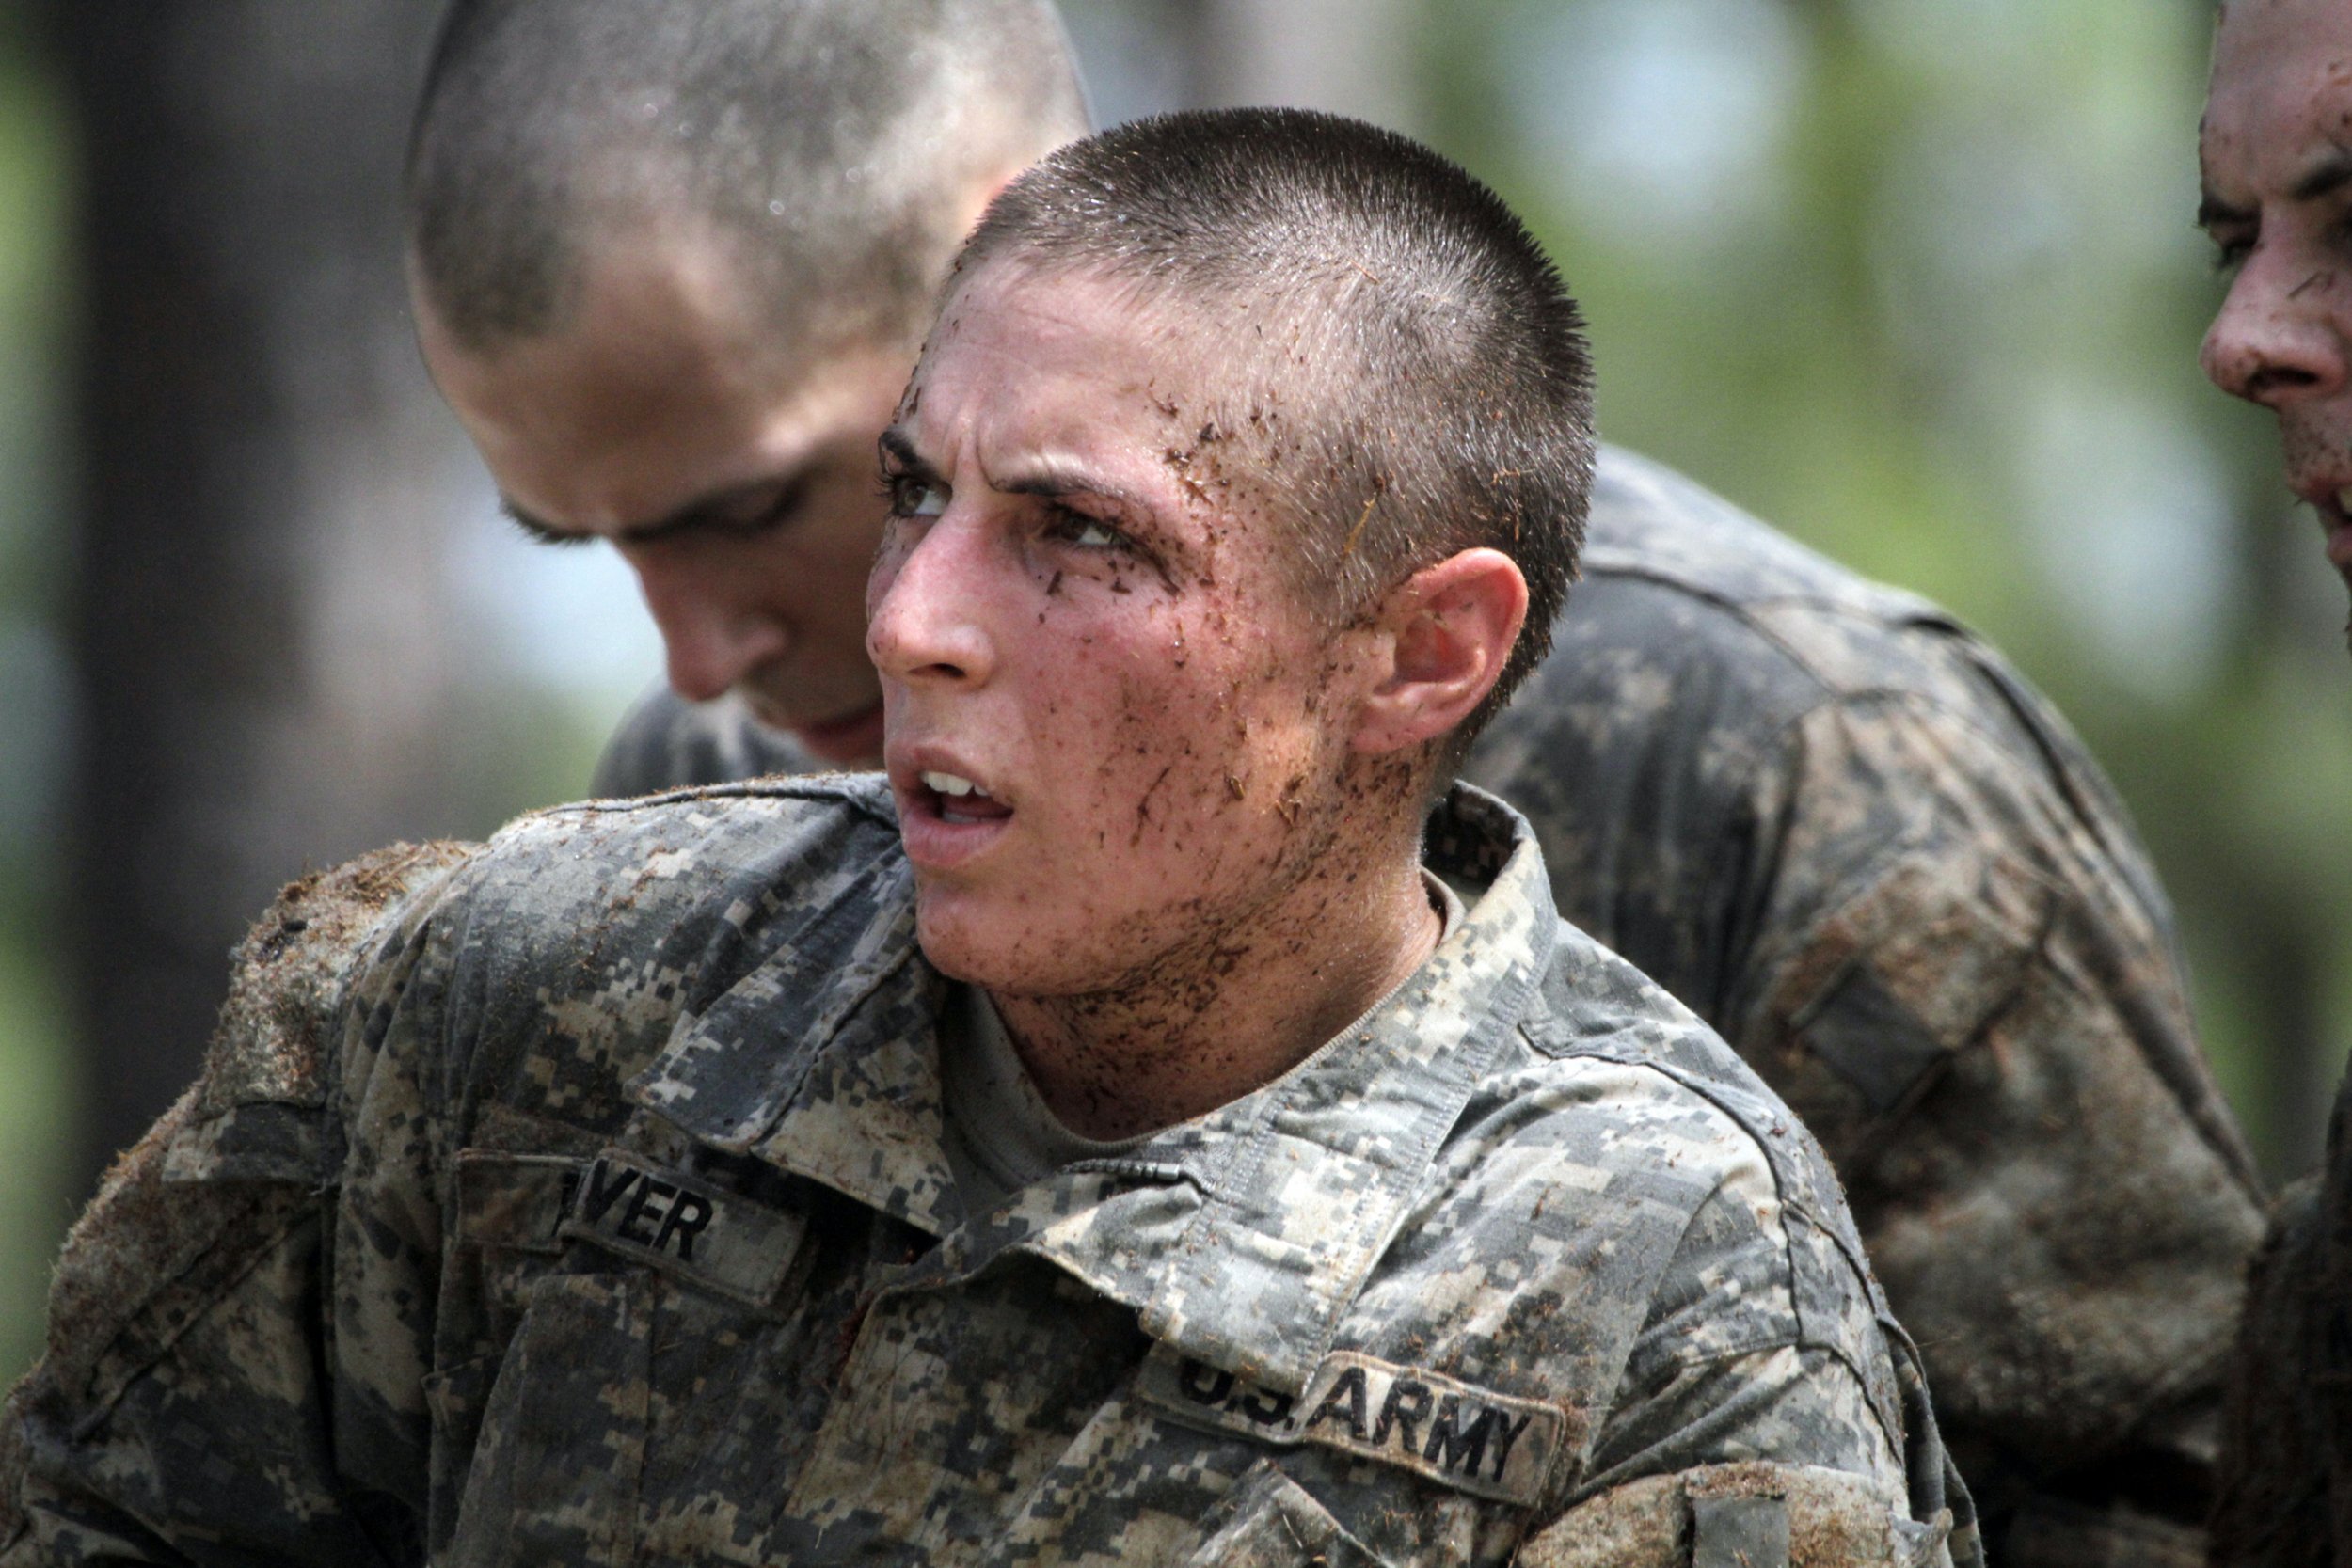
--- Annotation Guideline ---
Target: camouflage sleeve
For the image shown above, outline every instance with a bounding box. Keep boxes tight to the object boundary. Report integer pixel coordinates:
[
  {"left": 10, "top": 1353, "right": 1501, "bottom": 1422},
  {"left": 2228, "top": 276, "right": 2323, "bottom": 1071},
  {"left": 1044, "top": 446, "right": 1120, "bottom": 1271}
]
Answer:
[
  {"left": 1580, "top": 1170, "right": 1904, "bottom": 1498},
  {"left": 1518, "top": 1463, "right": 1955, "bottom": 1567},
  {"left": 1554, "top": 1113, "right": 1968, "bottom": 1567},
  {"left": 590, "top": 687, "right": 818, "bottom": 797},
  {"left": 0, "top": 842, "right": 475, "bottom": 1566},
  {"left": 2210, "top": 1174, "right": 2333, "bottom": 1568},
  {"left": 1723, "top": 692, "right": 2265, "bottom": 1565}
]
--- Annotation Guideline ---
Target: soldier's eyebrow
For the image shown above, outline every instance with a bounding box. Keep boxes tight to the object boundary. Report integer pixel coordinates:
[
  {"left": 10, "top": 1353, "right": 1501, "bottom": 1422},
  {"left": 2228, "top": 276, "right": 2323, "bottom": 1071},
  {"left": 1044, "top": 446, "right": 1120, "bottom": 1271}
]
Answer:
[
  {"left": 993, "top": 460, "right": 1159, "bottom": 516},
  {"left": 2293, "top": 144, "right": 2352, "bottom": 203},
  {"left": 877, "top": 426, "right": 938, "bottom": 483},
  {"left": 881, "top": 427, "right": 1157, "bottom": 515},
  {"left": 2197, "top": 146, "right": 2352, "bottom": 231},
  {"left": 2197, "top": 188, "right": 2254, "bottom": 230},
  {"left": 500, "top": 470, "right": 814, "bottom": 549}
]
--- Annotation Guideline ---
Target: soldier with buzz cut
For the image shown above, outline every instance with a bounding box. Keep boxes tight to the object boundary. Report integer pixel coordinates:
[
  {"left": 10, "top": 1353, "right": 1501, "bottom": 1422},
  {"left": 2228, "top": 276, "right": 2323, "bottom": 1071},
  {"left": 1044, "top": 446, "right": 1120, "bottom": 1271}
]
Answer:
[
  {"left": 400, "top": 4, "right": 2264, "bottom": 1562},
  {"left": 2, "top": 110, "right": 1973, "bottom": 1566},
  {"left": 2199, "top": 1, "right": 2352, "bottom": 1563}
]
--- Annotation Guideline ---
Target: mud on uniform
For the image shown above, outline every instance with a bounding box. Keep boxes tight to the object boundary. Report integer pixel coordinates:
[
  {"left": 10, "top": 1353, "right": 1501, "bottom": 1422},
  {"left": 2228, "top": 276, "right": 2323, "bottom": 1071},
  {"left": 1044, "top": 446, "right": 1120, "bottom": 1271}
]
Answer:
[
  {"left": 1, "top": 782, "right": 1971, "bottom": 1566},
  {"left": 596, "top": 447, "right": 2266, "bottom": 1566}
]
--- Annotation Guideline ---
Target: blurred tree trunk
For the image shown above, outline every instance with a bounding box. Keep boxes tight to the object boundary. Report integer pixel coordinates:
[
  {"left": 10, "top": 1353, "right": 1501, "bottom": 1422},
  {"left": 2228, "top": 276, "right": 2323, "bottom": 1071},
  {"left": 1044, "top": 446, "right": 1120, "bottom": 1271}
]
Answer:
[{"left": 54, "top": 4, "right": 477, "bottom": 1198}]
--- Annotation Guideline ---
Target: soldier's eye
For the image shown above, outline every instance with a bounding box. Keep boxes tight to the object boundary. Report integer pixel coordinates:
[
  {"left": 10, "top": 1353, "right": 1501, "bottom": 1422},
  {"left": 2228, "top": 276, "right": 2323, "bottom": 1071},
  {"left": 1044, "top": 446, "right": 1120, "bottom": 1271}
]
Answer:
[
  {"left": 887, "top": 475, "right": 948, "bottom": 519},
  {"left": 2203, "top": 219, "right": 2256, "bottom": 276},
  {"left": 1049, "top": 507, "right": 1131, "bottom": 551}
]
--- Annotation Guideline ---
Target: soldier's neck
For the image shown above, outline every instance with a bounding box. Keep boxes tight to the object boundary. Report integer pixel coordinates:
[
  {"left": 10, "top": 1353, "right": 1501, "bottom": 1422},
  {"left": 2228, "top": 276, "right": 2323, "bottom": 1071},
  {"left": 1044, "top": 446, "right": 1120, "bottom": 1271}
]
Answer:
[{"left": 989, "top": 845, "right": 1440, "bottom": 1143}]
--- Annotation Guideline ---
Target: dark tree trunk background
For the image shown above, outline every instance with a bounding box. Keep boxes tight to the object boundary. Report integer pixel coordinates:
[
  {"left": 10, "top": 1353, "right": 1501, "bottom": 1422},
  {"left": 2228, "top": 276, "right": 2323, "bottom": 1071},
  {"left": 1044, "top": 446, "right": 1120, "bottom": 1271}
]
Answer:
[{"left": 54, "top": 4, "right": 478, "bottom": 1200}]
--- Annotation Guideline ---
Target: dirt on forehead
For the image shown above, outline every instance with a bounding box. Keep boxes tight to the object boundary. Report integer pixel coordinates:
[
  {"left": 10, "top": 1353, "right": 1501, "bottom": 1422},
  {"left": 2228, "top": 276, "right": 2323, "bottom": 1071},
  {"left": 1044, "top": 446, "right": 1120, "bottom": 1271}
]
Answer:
[{"left": 921, "top": 255, "right": 1372, "bottom": 625}]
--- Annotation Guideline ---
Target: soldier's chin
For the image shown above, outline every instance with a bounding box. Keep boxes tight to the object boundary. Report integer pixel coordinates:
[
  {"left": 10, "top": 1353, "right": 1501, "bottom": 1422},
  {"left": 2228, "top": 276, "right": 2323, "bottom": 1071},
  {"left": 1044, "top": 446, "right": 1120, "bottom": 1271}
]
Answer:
[
  {"left": 781, "top": 700, "right": 887, "bottom": 768},
  {"left": 910, "top": 899, "right": 1002, "bottom": 986},
  {"left": 912, "top": 895, "right": 1084, "bottom": 996}
]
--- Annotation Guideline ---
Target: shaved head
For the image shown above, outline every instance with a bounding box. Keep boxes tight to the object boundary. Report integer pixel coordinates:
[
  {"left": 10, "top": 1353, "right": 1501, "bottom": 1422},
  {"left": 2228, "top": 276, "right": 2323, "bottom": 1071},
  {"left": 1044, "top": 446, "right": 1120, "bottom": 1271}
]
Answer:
[
  {"left": 946, "top": 109, "right": 1596, "bottom": 739},
  {"left": 406, "top": 0, "right": 1089, "bottom": 363}
]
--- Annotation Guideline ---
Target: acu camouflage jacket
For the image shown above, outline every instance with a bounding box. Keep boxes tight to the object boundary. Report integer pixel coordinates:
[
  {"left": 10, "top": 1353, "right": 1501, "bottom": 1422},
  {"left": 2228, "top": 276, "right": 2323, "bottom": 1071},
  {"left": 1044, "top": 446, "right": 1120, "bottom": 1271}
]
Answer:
[
  {"left": 594, "top": 447, "right": 2267, "bottom": 1568},
  {"left": 3, "top": 782, "right": 1970, "bottom": 1567},
  {"left": 1457, "top": 451, "right": 2265, "bottom": 1566}
]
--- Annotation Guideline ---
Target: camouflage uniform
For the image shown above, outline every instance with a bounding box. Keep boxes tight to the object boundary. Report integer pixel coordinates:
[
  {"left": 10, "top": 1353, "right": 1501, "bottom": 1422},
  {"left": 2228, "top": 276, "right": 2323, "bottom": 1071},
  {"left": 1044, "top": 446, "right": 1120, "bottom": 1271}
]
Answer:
[
  {"left": 2211, "top": 1085, "right": 2350, "bottom": 1568},
  {"left": 2, "top": 779, "right": 1974, "bottom": 1566},
  {"left": 595, "top": 447, "right": 2268, "bottom": 1565},
  {"left": 594, "top": 689, "right": 818, "bottom": 795}
]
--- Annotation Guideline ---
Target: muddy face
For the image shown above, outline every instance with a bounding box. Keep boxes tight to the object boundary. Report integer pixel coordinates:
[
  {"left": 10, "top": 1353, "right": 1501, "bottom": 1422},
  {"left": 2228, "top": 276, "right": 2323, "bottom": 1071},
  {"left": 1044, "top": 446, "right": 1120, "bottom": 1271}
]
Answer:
[
  {"left": 2201, "top": 0, "right": 2352, "bottom": 593},
  {"left": 866, "top": 263, "right": 1420, "bottom": 1062},
  {"left": 416, "top": 233, "right": 903, "bottom": 764}
]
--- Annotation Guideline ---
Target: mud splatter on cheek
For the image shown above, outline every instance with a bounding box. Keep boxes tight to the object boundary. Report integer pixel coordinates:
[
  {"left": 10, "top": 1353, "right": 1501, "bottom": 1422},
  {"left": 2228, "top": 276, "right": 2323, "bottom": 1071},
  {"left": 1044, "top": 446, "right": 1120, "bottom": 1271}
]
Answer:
[{"left": 1275, "top": 775, "right": 1308, "bottom": 829}]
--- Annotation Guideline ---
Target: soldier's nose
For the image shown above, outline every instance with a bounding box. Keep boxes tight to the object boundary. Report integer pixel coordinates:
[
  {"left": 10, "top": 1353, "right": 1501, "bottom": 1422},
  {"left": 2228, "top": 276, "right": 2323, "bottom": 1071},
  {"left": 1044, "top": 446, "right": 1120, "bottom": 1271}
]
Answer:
[
  {"left": 631, "top": 559, "right": 792, "bottom": 703},
  {"left": 867, "top": 518, "right": 995, "bottom": 689},
  {"left": 2203, "top": 261, "right": 2348, "bottom": 407}
]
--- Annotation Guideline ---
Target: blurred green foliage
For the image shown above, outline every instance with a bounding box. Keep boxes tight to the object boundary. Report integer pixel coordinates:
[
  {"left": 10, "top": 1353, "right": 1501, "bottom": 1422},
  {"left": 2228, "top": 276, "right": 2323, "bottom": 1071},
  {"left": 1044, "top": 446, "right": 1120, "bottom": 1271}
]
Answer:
[
  {"left": 0, "top": 9, "right": 73, "bottom": 1387},
  {"left": 0, "top": 0, "right": 2343, "bottom": 1392}
]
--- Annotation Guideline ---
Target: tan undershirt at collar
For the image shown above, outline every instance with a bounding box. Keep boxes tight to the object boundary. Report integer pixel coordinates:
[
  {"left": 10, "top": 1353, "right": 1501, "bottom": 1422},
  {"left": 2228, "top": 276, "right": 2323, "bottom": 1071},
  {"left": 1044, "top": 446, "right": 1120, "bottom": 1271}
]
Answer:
[{"left": 939, "top": 868, "right": 1461, "bottom": 1219}]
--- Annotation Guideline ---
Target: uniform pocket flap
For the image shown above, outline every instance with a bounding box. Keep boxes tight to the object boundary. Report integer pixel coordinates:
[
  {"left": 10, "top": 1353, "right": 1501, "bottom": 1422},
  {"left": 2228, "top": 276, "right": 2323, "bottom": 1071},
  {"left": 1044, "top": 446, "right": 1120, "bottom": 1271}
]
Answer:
[
  {"left": 1781, "top": 852, "right": 2050, "bottom": 1114},
  {"left": 1180, "top": 1461, "right": 1389, "bottom": 1567},
  {"left": 455, "top": 1150, "right": 582, "bottom": 1256}
]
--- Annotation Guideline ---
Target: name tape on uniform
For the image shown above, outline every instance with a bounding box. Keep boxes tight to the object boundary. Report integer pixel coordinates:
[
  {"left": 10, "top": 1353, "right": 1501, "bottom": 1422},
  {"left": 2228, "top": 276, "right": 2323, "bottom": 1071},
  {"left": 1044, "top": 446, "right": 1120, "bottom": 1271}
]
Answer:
[
  {"left": 1139, "top": 1344, "right": 1565, "bottom": 1506},
  {"left": 559, "top": 1149, "right": 805, "bottom": 1307}
]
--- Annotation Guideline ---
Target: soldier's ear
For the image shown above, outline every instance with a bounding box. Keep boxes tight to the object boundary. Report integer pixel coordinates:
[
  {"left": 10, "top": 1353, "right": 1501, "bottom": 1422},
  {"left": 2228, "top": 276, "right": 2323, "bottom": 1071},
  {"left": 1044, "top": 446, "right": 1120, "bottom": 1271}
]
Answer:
[{"left": 1348, "top": 548, "right": 1527, "bottom": 757}]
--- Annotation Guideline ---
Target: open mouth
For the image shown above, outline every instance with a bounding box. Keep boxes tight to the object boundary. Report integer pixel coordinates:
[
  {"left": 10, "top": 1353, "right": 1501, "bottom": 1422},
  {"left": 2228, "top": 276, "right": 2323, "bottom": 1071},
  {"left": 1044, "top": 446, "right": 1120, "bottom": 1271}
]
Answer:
[
  {"left": 919, "top": 769, "right": 1014, "bottom": 826},
  {"left": 895, "top": 761, "right": 1017, "bottom": 871}
]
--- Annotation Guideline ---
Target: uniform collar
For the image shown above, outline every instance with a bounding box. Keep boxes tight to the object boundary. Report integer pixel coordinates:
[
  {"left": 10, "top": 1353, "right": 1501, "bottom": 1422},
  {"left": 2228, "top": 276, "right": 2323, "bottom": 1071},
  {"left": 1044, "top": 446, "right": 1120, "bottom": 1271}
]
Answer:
[{"left": 629, "top": 783, "right": 1559, "bottom": 1396}]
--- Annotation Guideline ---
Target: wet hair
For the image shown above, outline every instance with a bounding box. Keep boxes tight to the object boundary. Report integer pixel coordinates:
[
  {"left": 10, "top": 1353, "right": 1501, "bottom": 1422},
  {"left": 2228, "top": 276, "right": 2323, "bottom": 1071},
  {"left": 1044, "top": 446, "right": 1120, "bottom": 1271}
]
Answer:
[
  {"left": 405, "top": 0, "right": 1089, "bottom": 359},
  {"left": 953, "top": 108, "right": 1595, "bottom": 745}
]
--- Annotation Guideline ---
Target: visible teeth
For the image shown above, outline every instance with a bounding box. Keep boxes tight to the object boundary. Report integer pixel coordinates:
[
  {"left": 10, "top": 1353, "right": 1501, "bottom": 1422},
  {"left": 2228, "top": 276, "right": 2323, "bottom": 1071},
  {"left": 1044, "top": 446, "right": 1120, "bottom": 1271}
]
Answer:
[
  {"left": 922, "top": 769, "right": 984, "bottom": 799},
  {"left": 2338, "top": 486, "right": 2352, "bottom": 513}
]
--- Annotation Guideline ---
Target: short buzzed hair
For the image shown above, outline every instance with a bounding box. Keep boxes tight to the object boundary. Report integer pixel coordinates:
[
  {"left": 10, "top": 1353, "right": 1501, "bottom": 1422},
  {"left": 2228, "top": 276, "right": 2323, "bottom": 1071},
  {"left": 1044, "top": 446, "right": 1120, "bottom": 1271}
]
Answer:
[
  {"left": 406, "top": 0, "right": 1089, "bottom": 359},
  {"left": 953, "top": 109, "right": 1595, "bottom": 741}
]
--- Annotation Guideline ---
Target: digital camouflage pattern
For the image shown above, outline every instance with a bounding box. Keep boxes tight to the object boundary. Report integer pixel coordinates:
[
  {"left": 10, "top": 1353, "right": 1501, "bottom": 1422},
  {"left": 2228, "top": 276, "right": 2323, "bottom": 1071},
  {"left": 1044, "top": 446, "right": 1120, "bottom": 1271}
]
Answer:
[
  {"left": 595, "top": 446, "right": 2268, "bottom": 1565},
  {"left": 1, "top": 780, "right": 1972, "bottom": 1566},
  {"left": 1462, "top": 451, "right": 2268, "bottom": 1566}
]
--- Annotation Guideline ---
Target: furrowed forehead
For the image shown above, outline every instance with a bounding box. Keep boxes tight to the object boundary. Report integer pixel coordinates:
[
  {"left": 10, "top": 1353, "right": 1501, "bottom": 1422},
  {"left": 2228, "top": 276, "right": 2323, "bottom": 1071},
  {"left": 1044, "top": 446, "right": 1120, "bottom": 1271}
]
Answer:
[{"left": 914, "top": 256, "right": 1361, "bottom": 606}]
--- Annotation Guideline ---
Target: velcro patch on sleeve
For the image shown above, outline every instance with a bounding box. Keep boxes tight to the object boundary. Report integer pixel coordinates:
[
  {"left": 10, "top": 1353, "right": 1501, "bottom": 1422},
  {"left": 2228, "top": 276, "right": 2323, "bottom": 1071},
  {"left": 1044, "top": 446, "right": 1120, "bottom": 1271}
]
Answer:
[
  {"left": 1138, "top": 1344, "right": 1565, "bottom": 1507},
  {"left": 559, "top": 1148, "right": 806, "bottom": 1307}
]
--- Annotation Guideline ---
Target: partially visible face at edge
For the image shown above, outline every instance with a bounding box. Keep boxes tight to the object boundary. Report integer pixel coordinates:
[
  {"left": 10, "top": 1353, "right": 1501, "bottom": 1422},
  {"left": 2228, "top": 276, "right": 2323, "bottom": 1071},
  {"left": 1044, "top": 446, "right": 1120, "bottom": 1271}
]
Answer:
[
  {"left": 2201, "top": 0, "right": 2352, "bottom": 594},
  {"left": 866, "top": 261, "right": 1407, "bottom": 997},
  {"left": 415, "top": 233, "right": 907, "bottom": 766}
]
